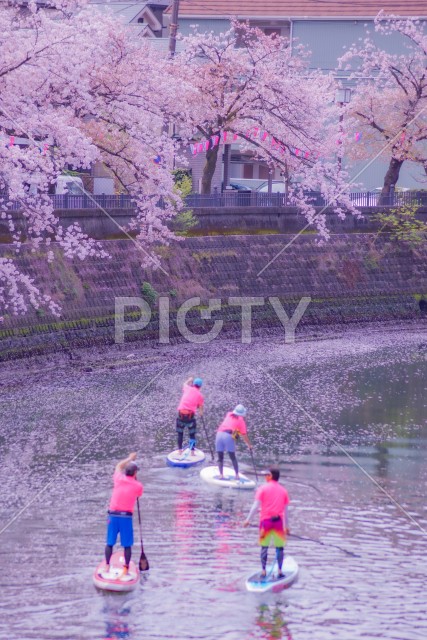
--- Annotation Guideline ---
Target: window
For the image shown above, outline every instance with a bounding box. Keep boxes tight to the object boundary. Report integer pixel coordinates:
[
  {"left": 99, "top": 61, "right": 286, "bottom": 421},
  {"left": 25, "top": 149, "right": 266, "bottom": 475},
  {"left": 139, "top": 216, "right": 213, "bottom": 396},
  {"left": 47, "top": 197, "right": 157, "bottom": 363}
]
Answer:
[
  {"left": 243, "top": 164, "right": 254, "bottom": 179},
  {"left": 249, "top": 21, "right": 291, "bottom": 41},
  {"left": 263, "top": 28, "right": 281, "bottom": 39}
]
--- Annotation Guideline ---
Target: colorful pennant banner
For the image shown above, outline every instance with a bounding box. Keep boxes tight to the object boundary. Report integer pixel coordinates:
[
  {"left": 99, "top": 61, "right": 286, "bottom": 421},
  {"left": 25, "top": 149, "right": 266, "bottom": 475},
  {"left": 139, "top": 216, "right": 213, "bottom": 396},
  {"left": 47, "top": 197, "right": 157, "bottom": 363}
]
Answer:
[
  {"left": 189, "top": 128, "right": 310, "bottom": 158},
  {"left": 189, "top": 127, "right": 365, "bottom": 159}
]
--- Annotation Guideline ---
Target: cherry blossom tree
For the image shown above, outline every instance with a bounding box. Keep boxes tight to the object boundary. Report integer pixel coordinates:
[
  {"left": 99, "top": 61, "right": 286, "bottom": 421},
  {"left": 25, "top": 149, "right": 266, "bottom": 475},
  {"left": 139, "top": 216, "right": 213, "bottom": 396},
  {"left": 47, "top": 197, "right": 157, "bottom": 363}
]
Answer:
[
  {"left": 338, "top": 13, "right": 427, "bottom": 201},
  {"left": 169, "top": 22, "right": 357, "bottom": 225},
  {"left": 0, "top": 0, "right": 181, "bottom": 318}
]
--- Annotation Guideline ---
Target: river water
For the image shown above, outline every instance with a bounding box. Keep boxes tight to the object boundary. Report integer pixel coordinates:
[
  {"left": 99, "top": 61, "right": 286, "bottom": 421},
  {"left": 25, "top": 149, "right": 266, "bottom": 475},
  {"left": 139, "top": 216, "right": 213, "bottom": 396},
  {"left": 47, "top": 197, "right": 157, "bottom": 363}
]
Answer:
[{"left": 0, "top": 327, "right": 426, "bottom": 640}]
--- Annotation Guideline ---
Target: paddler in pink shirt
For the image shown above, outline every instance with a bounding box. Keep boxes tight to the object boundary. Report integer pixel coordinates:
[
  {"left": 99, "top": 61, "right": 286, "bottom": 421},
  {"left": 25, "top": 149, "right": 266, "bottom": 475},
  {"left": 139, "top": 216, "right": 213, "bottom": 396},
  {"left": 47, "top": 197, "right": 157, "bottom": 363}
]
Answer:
[
  {"left": 176, "top": 376, "right": 204, "bottom": 455},
  {"left": 215, "top": 404, "right": 252, "bottom": 480},
  {"left": 243, "top": 466, "right": 290, "bottom": 578},
  {"left": 102, "top": 452, "right": 143, "bottom": 579}
]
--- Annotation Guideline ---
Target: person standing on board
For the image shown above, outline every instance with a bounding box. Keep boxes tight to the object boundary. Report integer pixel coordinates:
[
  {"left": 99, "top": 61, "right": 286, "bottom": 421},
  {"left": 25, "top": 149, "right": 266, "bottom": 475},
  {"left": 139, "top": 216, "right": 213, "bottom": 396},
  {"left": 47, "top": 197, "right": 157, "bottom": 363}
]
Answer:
[
  {"left": 102, "top": 452, "right": 143, "bottom": 579},
  {"left": 243, "top": 466, "right": 290, "bottom": 578},
  {"left": 177, "top": 376, "right": 204, "bottom": 455},
  {"left": 215, "top": 404, "right": 252, "bottom": 480}
]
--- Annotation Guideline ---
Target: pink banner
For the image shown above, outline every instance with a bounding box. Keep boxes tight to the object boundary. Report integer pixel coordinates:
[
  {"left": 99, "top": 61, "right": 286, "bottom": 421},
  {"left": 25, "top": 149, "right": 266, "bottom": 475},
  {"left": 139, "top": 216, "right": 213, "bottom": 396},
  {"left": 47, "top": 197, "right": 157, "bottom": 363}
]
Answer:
[{"left": 189, "top": 128, "right": 359, "bottom": 159}]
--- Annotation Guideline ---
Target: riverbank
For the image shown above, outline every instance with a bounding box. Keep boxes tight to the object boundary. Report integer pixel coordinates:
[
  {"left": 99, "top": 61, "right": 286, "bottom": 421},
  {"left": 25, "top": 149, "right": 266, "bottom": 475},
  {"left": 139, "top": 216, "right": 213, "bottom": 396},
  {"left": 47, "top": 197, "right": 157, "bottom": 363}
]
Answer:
[{"left": 1, "top": 320, "right": 425, "bottom": 387}]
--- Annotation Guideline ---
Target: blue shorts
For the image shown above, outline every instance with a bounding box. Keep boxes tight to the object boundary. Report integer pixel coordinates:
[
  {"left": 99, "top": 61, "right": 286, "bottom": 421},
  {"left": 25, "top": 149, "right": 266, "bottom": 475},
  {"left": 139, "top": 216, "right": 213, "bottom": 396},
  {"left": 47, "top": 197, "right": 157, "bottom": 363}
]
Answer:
[
  {"left": 106, "top": 513, "right": 134, "bottom": 548},
  {"left": 215, "top": 431, "right": 235, "bottom": 453}
]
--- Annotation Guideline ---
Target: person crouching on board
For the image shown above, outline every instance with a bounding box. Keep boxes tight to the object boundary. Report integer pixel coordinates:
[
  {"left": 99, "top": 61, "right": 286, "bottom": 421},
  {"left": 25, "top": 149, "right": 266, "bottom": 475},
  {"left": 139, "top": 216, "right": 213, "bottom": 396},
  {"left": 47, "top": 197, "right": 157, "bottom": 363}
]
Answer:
[
  {"left": 102, "top": 453, "right": 143, "bottom": 579},
  {"left": 215, "top": 404, "right": 252, "bottom": 480},
  {"left": 176, "top": 376, "right": 204, "bottom": 455},
  {"left": 243, "top": 466, "right": 290, "bottom": 578}
]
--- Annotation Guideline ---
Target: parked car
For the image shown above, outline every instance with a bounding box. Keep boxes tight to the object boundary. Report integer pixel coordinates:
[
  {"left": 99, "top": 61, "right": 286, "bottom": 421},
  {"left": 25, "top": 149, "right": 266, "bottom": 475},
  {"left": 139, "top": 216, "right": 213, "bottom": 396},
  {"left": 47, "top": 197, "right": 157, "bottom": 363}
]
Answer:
[
  {"left": 28, "top": 174, "right": 85, "bottom": 196},
  {"left": 55, "top": 175, "right": 84, "bottom": 195},
  {"left": 256, "top": 181, "right": 286, "bottom": 193},
  {"left": 229, "top": 182, "right": 252, "bottom": 191}
]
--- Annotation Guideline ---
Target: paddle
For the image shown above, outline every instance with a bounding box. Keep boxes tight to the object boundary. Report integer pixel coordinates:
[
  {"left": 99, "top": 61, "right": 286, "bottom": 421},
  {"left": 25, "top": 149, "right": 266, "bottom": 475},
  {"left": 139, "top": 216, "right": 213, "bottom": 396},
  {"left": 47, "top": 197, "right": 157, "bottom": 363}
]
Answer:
[
  {"left": 200, "top": 415, "right": 215, "bottom": 461},
  {"left": 249, "top": 447, "right": 258, "bottom": 482},
  {"left": 136, "top": 498, "right": 149, "bottom": 571}
]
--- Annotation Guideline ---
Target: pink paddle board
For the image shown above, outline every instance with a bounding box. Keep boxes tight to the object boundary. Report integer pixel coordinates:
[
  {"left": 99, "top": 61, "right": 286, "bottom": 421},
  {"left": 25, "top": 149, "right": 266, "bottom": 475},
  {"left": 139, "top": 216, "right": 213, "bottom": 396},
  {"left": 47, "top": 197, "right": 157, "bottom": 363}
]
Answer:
[{"left": 93, "top": 550, "right": 140, "bottom": 592}]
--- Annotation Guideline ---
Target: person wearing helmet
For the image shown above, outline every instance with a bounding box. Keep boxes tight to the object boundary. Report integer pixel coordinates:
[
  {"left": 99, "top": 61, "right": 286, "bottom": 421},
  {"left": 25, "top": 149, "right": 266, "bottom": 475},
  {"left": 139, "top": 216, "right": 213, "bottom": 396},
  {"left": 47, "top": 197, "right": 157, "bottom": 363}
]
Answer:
[
  {"left": 176, "top": 376, "right": 204, "bottom": 455},
  {"left": 215, "top": 404, "right": 252, "bottom": 480}
]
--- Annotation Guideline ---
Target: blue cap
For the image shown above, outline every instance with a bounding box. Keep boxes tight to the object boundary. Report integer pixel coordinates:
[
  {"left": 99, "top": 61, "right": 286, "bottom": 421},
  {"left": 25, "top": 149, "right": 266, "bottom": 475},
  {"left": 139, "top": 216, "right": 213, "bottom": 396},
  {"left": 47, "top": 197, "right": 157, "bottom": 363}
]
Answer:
[
  {"left": 232, "top": 404, "right": 247, "bottom": 417},
  {"left": 193, "top": 377, "right": 203, "bottom": 387}
]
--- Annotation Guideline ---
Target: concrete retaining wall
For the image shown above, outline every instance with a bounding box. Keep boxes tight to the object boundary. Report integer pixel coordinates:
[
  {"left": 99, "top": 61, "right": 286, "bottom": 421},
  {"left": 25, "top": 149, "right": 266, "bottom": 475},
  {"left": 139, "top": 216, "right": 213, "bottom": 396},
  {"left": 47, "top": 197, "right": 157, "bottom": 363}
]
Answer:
[
  {"left": 0, "top": 232, "right": 426, "bottom": 359},
  {"left": 2, "top": 206, "right": 427, "bottom": 241}
]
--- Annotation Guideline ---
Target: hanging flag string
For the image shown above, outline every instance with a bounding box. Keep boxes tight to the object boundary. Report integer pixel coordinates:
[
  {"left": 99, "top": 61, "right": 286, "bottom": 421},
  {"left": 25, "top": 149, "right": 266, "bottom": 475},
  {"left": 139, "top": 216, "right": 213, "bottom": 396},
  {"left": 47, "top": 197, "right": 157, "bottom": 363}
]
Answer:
[{"left": 188, "top": 126, "right": 366, "bottom": 159}]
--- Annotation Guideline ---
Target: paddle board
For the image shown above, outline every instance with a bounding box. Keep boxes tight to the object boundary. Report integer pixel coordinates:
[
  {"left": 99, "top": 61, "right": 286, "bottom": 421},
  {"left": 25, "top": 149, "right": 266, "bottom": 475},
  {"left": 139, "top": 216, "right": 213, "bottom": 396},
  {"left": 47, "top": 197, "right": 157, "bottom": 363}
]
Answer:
[
  {"left": 245, "top": 555, "right": 298, "bottom": 593},
  {"left": 93, "top": 551, "right": 140, "bottom": 592},
  {"left": 200, "top": 465, "right": 256, "bottom": 489},
  {"left": 167, "top": 447, "right": 206, "bottom": 468}
]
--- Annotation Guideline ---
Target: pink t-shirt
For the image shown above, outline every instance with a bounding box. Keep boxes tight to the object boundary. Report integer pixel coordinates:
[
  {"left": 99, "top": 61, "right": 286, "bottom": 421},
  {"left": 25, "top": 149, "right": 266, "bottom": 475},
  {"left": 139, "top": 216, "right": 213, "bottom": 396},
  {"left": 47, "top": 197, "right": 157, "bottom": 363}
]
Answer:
[
  {"left": 109, "top": 471, "right": 143, "bottom": 513},
  {"left": 217, "top": 411, "right": 247, "bottom": 435},
  {"left": 178, "top": 383, "right": 204, "bottom": 413},
  {"left": 255, "top": 481, "right": 289, "bottom": 521}
]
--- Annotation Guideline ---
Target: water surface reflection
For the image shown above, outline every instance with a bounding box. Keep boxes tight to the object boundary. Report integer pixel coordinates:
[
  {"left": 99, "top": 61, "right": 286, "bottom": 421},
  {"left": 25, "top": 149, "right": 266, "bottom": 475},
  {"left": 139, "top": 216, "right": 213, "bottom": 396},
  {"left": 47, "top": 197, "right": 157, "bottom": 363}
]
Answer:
[{"left": 0, "top": 331, "right": 426, "bottom": 640}]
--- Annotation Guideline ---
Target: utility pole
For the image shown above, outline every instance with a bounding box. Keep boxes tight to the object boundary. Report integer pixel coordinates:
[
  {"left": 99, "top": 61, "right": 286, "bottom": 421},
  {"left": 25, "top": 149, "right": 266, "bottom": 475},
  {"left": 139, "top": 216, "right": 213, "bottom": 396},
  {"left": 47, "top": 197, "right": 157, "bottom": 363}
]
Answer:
[
  {"left": 166, "top": 0, "right": 180, "bottom": 168},
  {"left": 168, "top": 0, "right": 180, "bottom": 57}
]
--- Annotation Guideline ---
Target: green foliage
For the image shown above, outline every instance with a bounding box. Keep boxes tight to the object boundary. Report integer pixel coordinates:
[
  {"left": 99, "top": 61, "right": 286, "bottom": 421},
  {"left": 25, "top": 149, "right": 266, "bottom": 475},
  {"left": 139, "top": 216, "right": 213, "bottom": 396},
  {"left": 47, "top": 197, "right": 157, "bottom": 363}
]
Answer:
[
  {"left": 173, "top": 169, "right": 193, "bottom": 197},
  {"left": 140, "top": 281, "right": 158, "bottom": 308},
  {"left": 169, "top": 288, "right": 178, "bottom": 298},
  {"left": 62, "top": 169, "right": 83, "bottom": 177},
  {"left": 174, "top": 210, "right": 199, "bottom": 235},
  {"left": 374, "top": 204, "right": 427, "bottom": 248},
  {"left": 171, "top": 168, "right": 198, "bottom": 235}
]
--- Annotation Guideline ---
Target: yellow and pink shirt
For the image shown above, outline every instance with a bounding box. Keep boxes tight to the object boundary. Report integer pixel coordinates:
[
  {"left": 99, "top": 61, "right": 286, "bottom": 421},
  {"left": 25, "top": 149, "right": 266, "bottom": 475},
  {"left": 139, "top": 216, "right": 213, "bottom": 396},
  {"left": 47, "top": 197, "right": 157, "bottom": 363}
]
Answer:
[
  {"left": 109, "top": 471, "right": 143, "bottom": 513},
  {"left": 178, "top": 383, "right": 204, "bottom": 414},
  {"left": 217, "top": 411, "right": 247, "bottom": 435},
  {"left": 255, "top": 480, "right": 289, "bottom": 521}
]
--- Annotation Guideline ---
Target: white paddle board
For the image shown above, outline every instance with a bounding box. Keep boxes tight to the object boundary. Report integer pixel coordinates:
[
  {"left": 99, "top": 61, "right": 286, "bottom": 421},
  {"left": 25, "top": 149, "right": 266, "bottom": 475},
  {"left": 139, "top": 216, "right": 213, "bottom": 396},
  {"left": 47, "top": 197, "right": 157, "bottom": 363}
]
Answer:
[
  {"left": 93, "top": 551, "right": 140, "bottom": 592},
  {"left": 200, "top": 465, "right": 256, "bottom": 489},
  {"left": 246, "top": 555, "right": 298, "bottom": 593},
  {"left": 167, "top": 447, "right": 206, "bottom": 468}
]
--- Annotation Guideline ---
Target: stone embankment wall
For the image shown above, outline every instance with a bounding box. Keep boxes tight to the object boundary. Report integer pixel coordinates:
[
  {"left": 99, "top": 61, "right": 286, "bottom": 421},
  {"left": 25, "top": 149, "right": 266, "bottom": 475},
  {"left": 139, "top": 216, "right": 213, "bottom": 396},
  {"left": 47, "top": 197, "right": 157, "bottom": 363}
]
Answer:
[{"left": 0, "top": 233, "right": 426, "bottom": 360}]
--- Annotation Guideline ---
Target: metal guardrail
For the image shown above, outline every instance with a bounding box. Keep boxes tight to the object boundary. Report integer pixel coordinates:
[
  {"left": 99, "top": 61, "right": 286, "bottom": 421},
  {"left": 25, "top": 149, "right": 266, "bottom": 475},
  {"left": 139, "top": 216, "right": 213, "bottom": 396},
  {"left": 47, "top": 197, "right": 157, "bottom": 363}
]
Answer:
[
  {"left": 1, "top": 193, "right": 136, "bottom": 211},
  {"left": 186, "top": 190, "right": 427, "bottom": 208},
  {"left": 2, "top": 190, "right": 427, "bottom": 211}
]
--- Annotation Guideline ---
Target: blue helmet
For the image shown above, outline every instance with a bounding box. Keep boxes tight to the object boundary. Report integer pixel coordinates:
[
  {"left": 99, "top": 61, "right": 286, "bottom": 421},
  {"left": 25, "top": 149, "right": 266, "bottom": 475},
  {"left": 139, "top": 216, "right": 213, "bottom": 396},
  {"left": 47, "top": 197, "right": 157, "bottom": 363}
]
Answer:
[
  {"left": 232, "top": 404, "right": 247, "bottom": 417},
  {"left": 193, "top": 377, "right": 203, "bottom": 388}
]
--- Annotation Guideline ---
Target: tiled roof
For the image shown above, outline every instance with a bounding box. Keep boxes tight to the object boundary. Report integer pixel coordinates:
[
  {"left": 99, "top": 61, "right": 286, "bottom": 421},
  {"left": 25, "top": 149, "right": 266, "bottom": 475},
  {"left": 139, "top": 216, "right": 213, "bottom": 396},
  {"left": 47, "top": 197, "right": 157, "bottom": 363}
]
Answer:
[{"left": 174, "top": 1, "right": 427, "bottom": 18}]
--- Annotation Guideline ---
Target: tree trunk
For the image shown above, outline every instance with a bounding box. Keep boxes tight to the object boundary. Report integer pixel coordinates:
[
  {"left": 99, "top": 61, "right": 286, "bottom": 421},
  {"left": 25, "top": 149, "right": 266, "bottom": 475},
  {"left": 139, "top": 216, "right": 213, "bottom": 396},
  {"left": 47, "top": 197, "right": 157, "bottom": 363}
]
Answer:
[
  {"left": 380, "top": 156, "right": 404, "bottom": 204},
  {"left": 201, "top": 144, "right": 220, "bottom": 195}
]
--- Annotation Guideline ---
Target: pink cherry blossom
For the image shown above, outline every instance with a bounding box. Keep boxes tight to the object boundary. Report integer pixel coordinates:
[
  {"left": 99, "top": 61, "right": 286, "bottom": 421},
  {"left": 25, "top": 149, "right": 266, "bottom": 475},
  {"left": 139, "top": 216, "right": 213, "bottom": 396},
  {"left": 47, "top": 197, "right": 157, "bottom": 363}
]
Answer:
[
  {"left": 338, "top": 13, "right": 427, "bottom": 199},
  {"left": 0, "top": 0, "right": 182, "bottom": 317},
  {"left": 169, "top": 21, "right": 359, "bottom": 232}
]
